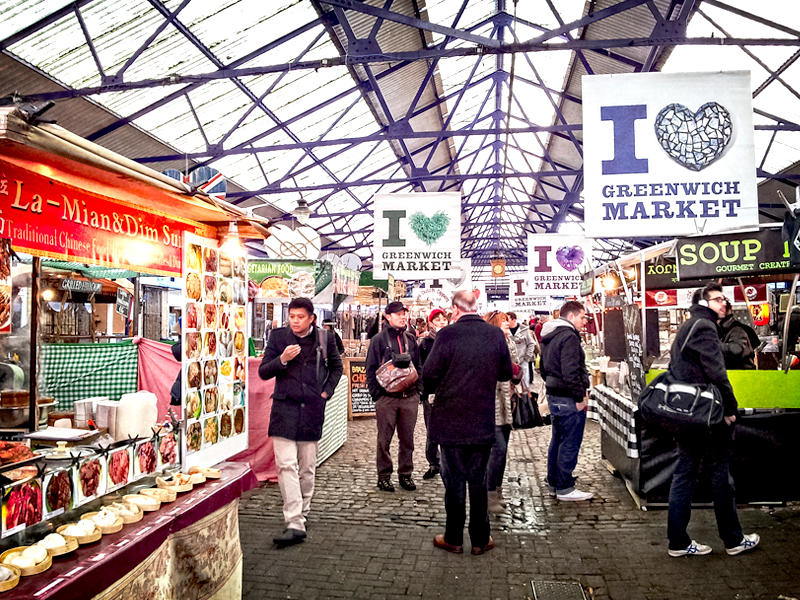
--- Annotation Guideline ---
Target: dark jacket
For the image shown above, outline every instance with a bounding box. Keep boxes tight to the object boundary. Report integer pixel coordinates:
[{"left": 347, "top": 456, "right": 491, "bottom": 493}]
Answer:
[
  {"left": 169, "top": 342, "right": 181, "bottom": 406},
  {"left": 421, "top": 314, "right": 513, "bottom": 445},
  {"left": 540, "top": 318, "right": 589, "bottom": 401},
  {"left": 668, "top": 304, "right": 737, "bottom": 417},
  {"left": 718, "top": 315, "right": 759, "bottom": 370},
  {"left": 258, "top": 325, "right": 343, "bottom": 441},
  {"left": 418, "top": 329, "right": 438, "bottom": 403},
  {"left": 365, "top": 326, "right": 423, "bottom": 399}
]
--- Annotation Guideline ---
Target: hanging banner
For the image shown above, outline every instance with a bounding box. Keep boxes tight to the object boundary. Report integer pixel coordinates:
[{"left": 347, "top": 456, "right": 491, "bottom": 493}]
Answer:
[
  {"left": 0, "top": 159, "right": 214, "bottom": 275},
  {"left": 582, "top": 71, "right": 758, "bottom": 238},
  {"left": 527, "top": 234, "right": 592, "bottom": 295},
  {"left": 372, "top": 193, "right": 461, "bottom": 279},
  {"left": 675, "top": 228, "right": 791, "bottom": 280}
]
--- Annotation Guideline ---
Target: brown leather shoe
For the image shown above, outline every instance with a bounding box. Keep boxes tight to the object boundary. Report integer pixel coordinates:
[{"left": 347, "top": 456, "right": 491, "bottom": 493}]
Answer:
[
  {"left": 433, "top": 534, "right": 463, "bottom": 554},
  {"left": 471, "top": 536, "right": 494, "bottom": 555}
]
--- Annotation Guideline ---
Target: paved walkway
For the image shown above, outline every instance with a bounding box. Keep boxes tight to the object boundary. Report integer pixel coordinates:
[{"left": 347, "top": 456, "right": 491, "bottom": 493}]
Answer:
[{"left": 238, "top": 413, "right": 800, "bottom": 600}]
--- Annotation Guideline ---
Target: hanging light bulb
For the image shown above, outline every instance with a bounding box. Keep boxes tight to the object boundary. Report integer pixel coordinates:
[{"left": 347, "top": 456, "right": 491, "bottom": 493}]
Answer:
[{"left": 220, "top": 219, "right": 244, "bottom": 257}]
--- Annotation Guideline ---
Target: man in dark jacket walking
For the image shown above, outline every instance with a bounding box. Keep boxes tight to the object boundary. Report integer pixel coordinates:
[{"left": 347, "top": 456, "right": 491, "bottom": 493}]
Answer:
[
  {"left": 366, "top": 301, "right": 423, "bottom": 492},
  {"left": 423, "top": 291, "right": 513, "bottom": 556},
  {"left": 258, "top": 298, "right": 343, "bottom": 548},
  {"left": 540, "top": 301, "right": 592, "bottom": 501},
  {"left": 665, "top": 283, "right": 759, "bottom": 557}
]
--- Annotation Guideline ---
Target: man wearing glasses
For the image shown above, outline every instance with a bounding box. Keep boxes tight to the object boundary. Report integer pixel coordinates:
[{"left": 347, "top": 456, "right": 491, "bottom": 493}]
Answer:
[{"left": 665, "top": 282, "right": 759, "bottom": 558}]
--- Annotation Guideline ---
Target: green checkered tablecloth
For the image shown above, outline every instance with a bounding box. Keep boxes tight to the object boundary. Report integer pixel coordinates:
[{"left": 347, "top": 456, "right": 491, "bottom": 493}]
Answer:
[{"left": 40, "top": 342, "right": 139, "bottom": 410}]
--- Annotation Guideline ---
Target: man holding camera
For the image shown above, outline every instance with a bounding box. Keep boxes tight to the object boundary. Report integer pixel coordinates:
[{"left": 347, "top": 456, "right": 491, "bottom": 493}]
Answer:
[{"left": 366, "top": 301, "right": 423, "bottom": 492}]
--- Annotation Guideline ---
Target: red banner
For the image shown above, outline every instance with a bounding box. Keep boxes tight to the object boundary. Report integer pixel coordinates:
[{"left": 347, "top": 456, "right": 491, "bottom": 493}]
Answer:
[
  {"left": 733, "top": 283, "right": 767, "bottom": 304},
  {"left": 0, "top": 160, "right": 213, "bottom": 276},
  {"left": 645, "top": 289, "right": 678, "bottom": 307}
]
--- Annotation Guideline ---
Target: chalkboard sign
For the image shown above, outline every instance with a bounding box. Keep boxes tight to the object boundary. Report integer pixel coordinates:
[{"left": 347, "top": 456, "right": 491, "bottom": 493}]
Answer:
[
  {"left": 347, "top": 359, "right": 375, "bottom": 416},
  {"left": 622, "top": 304, "right": 646, "bottom": 403},
  {"left": 115, "top": 288, "right": 131, "bottom": 317}
]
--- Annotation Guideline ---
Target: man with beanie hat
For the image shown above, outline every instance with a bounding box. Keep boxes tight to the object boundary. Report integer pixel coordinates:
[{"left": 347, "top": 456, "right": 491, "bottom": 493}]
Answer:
[
  {"left": 418, "top": 307, "right": 449, "bottom": 479},
  {"left": 366, "top": 301, "right": 423, "bottom": 492}
]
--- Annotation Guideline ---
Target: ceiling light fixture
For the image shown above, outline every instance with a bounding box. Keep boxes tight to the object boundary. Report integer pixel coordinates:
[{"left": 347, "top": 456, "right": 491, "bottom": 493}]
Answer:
[{"left": 291, "top": 177, "right": 312, "bottom": 225}]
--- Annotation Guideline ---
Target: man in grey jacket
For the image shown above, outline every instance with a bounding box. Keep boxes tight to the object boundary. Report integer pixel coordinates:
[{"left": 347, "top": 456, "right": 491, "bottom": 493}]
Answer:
[{"left": 507, "top": 312, "right": 537, "bottom": 391}]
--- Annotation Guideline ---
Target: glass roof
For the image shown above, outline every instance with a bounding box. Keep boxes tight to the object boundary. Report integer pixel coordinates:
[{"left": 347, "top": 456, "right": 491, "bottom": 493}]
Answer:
[{"left": 1, "top": 0, "right": 798, "bottom": 281}]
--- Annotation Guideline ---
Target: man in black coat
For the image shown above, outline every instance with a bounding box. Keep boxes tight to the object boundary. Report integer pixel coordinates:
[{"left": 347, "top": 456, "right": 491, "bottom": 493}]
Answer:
[
  {"left": 365, "top": 301, "right": 423, "bottom": 492},
  {"left": 422, "top": 291, "right": 513, "bottom": 556},
  {"left": 540, "top": 300, "right": 592, "bottom": 502},
  {"left": 718, "top": 300, "right": 759, "bottom": 370},
  {"left": 258, "top": 298, "right": 342, "bottom": 548},
  {"left": 665, "top": 283, "right": 759, "bottom": 558}
]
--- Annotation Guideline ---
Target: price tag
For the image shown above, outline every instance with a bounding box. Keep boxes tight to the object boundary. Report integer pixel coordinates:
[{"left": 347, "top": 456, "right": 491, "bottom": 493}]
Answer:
[
  {"left": 116, "top": 539, "right": 130, "bottom": 548},
  {"left": 135, "top": 527, "right": 152, "bottom": 537},
  {"left": 90, "top": 554, "right": 107, "bottom": 562},
  {"left": 155, "top": 515, "right": 170, "bottom": 524},
  {"left": 65, "top": 567, "right": 84, "bottom": 577}
]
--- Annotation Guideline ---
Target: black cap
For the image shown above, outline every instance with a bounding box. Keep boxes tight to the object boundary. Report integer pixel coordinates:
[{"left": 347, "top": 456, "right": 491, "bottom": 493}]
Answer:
[{"left": 385, "top": 301, "right": 408, "bottom": 315}]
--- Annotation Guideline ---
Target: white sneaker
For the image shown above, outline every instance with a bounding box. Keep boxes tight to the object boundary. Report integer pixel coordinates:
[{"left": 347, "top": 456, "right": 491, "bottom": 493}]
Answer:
[
  {"left": 726, "top": 533, "right": 760, "bottom": 556},
  {"left": 668, "top": 540, "right": 712, "bottom": 557},
  {"left": 556, "top": 489, "right": 593, "bottom": 501}
]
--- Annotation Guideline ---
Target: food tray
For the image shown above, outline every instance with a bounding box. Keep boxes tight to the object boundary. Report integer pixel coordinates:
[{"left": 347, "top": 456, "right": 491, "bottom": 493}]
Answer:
[
  {"left": 0, "top": 564, "right": 20, "bottom": 592},
  {"left": 118, "top": 503, "right": 144, "bottom": 524},
  {"left": 187, "top": 472, "right": 206, "bottom": 484},
  {"left": 0, "top": 547, "right": 52, "bottom": 576},
  {"left": 80, "top": 512, "right": 124, "bottom": 534},
  {"left": 43, "top": 535, "right": 79, "bottom": 557},
  {"left": 156, "top": 478, "right": 192, "bottom": 493},
  {"left": 56, "top": 524, "right": 101, "bottom": 545},
  {"left": 123, "top": 494, "right": 160, "bottom": 512},
  {"left": 188, "top": 466, "right": 221, "bottom": 479},
  {"left": 140, "top": 488, "right": 176, "bottom": 503}
]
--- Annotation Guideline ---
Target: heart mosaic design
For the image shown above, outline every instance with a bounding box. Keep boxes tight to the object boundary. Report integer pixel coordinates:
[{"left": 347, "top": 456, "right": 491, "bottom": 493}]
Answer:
[
  {"left": 654, "top": 102, "right": 732, "bottom": 171},
  {"left": 409, "top": 210, "right": 450, "bottom": 246}
]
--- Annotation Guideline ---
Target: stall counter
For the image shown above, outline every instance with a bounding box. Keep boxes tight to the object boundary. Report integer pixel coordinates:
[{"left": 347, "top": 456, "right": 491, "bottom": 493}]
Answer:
[{"left": 8, "top": 462, "right": 257, "bottom": 600}]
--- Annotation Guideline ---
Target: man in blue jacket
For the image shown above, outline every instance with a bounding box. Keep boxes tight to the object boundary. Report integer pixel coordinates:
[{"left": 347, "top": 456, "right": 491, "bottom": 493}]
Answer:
[
  {"left": 259, "top": 298, "right": 342, "bottom": 548},
  {"left": 540, "top": 301, "right": 592, "bottom": 502},
  {"left": 423, "top": 291, "right": 513, "bottom": 556}
]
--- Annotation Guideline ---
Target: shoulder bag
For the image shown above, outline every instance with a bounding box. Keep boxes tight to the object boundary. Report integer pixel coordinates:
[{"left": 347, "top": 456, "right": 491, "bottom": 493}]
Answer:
[
  {"left": 512, "top": 391, "right": 544, "bottom": 429},
  {"left": 375, "top": 332, "right": 419, "bottom": 394},
  {"left": 639, "top": 320, "right": 725, "bottom": 434}
]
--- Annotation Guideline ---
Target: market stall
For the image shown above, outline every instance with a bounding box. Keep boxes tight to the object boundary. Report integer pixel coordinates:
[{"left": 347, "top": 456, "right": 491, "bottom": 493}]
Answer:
[
  {"left": 0, "top": 107, "right": 263, "bottom": 594},
  {"left": 585, "top": 227, "right": 800, "bottom": 506}
]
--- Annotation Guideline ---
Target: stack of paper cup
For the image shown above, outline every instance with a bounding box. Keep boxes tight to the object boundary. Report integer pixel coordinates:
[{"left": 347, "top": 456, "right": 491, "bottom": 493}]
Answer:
[
  {"left": 95, "top": 401, "right": 119, "bottom": 440},
  {"left": 115, "top": 391, "right": 158, "bottom": 441},
  {"left": 73, "top": 400, "right": 93, "bottom": 429}
]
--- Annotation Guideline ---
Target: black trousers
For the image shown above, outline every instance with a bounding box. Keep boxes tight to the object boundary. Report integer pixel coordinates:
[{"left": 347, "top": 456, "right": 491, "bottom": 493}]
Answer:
[{"left": 439, "top": 443, "right": 492, "bottom": 547}]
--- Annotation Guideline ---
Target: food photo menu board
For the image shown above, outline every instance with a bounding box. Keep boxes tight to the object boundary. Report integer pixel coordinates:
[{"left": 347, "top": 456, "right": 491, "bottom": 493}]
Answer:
[{"left": 182, "top": 232, "right": 249, "bottom": 469}]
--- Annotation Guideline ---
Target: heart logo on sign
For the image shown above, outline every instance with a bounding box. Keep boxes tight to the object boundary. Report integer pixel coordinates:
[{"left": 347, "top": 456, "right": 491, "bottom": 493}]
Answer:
[
  {"left": 409, "top": 211, "right": 450, "bottom": 246},
  {"left": 555, "top": 246, "right": 585, "bottom": 272},
  {"left": 654, "top": 102, "right": 733, "bottom": 171}
]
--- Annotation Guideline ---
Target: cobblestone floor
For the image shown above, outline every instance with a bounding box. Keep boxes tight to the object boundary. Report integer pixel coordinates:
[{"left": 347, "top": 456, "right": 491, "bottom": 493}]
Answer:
[{"left": 239, "top": 412, "right": 800, "bottom": 600}]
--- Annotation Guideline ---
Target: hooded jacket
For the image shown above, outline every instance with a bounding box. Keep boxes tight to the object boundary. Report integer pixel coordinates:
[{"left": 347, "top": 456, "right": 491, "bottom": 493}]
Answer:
[
  {"left": 669, "top": 304, "right": 738, "bottom": 416},
  {"left": 540, "top": 317, "right": 589, "bottom": 401},
  {"left": 510, "top": 322, "right": 537, "bottom": 363}
]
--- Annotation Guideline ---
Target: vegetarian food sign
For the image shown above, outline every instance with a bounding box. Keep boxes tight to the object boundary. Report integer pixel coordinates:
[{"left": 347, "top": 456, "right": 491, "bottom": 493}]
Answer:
[
  {"left": 372, "top": 192, "right": 461, "bottom": 279},
  {"left": 527, "top": 234, "right": 592, "bottom": 296},
  {"left": 182, "top": 232, "right": 248, "bottom": 469},
  {"left": 247, "top": 260, "right": 324, "bottom": 300},
  {"left": 582, "top": 71, "right": 758, "bottom": 238},
  {"left": 0, "top": 159, "right": 215, "bottom": 276}
]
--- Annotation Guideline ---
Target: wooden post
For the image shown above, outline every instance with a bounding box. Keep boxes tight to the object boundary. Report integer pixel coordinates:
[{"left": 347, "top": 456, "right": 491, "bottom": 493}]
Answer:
[{"left": 28, "top": 257, "right": 40, "bottom": 432}]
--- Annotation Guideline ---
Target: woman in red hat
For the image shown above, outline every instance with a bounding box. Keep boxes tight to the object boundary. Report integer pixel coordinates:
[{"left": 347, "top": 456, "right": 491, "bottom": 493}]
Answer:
[{"left": 418, "top": 308, "right": 449, "bottom": 479}]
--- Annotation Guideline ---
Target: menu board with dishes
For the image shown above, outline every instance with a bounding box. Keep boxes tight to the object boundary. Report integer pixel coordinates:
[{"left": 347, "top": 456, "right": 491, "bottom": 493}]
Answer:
[
  {"left": 106, "top": 446, "right": 133, "bottom": 493},
  {"left": 42, "top": 466, "right": 73, "bottom": 520},
  {"left": 1, "top": 475, "right": 43, "bottom": 538},
  {"left": 182, "top": 233, "right": 249, "bottom": 469},
  {"left": 247, "top": 260, "right": 323, "bottom": 300}
]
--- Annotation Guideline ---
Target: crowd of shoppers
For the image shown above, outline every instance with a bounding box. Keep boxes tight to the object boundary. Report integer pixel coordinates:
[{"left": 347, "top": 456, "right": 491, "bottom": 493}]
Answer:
[{"left": 256, "top": 285, "right": 759, "bottom": 559}]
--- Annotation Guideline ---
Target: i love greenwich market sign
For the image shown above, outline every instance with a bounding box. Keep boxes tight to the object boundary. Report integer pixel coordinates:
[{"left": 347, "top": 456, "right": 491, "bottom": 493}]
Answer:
[
  {"left": 582, "top": 71, "right": 758, "bottom": 238},
  {"left": 372, "top": 193, "right": 461, "bottom": 279}
]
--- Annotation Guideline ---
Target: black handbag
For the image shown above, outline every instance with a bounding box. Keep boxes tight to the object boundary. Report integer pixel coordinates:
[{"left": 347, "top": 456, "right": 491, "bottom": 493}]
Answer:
[
  {"left": 639, "top": 321, "right": 725, "bottom": 434},
  {"left": 512, "top": 391, "right": 544, "bottom": 429}
]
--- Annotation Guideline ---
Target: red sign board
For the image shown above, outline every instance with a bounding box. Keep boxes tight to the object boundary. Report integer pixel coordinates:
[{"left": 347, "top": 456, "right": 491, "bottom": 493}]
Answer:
[
  {"left": 0, "top": 159, "right": 213, "bottom": 276},
  {"left": 645, "top": 289, "right": 678, "bottom": 307}
]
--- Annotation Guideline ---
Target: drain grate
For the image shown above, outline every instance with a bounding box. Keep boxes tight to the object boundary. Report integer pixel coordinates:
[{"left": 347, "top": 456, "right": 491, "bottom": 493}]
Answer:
[{"left": 531, "top": 580, "right": 587, "bottom": 600}]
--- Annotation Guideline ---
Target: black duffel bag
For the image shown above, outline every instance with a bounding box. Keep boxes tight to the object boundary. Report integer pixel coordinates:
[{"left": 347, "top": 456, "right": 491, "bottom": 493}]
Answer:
[{"left": 639, "top": 371, "right": 724, "bottom": 434}]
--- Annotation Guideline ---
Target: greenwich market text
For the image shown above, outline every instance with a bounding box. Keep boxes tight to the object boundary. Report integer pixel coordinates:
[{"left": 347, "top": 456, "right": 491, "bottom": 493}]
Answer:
[
  {"left": 601, "top": 180, "right": 741, "bottom": 221},
  {"left": 379, "top": 251, "right": 454, "bottom": 272}
]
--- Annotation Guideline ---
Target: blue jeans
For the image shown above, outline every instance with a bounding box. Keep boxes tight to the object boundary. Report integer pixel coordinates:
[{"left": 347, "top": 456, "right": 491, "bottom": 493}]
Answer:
[
  {"left": 667, "top": 425, "right": 743, "bottom": 551},
  {"left": 547, "top": 395, "right": 587, "bottom": 494},
  {"left": 439, "top": 444, "right": 492, "bottom": 548},
  {"left": 486, "top": 425, "right": 511, "bottom": 491}
]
